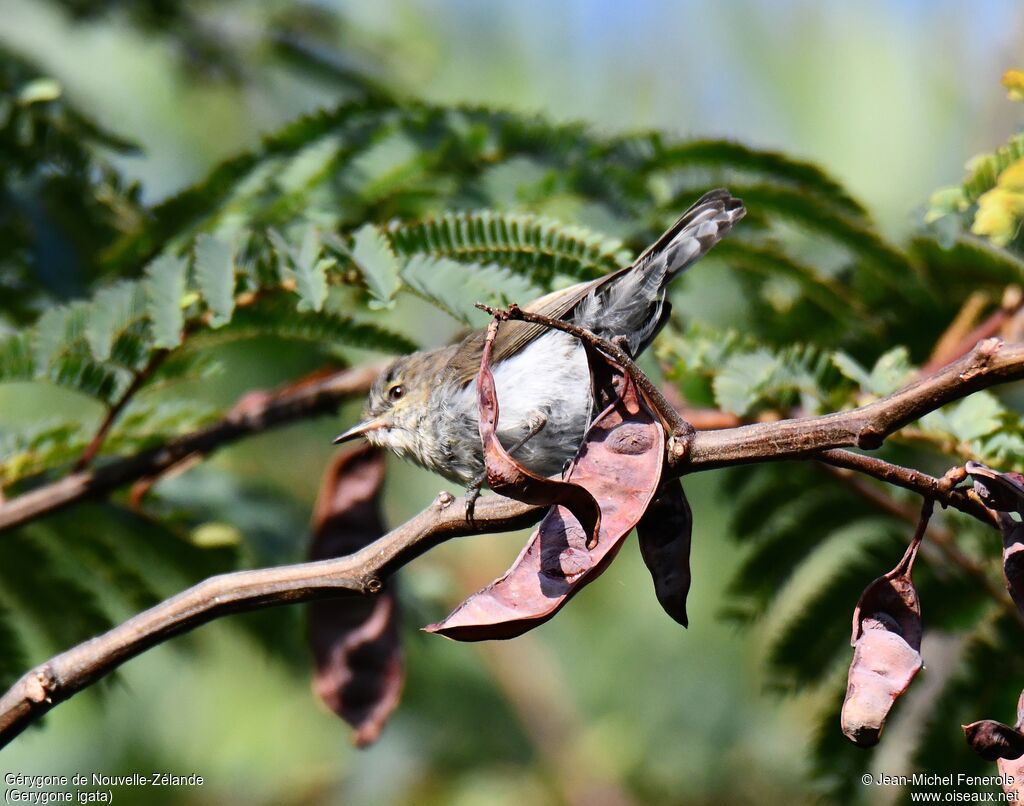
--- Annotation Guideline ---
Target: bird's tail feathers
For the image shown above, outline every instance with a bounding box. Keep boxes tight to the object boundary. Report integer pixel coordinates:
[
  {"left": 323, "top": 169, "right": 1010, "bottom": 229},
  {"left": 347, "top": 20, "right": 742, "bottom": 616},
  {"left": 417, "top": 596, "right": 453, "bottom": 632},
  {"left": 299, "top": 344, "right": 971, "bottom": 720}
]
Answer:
[
  {"left": 636, "top": 188, "right": 746, "bottom": 285},
  {"left": 573, "top": 188, "right": 744, "bottom": 353}
]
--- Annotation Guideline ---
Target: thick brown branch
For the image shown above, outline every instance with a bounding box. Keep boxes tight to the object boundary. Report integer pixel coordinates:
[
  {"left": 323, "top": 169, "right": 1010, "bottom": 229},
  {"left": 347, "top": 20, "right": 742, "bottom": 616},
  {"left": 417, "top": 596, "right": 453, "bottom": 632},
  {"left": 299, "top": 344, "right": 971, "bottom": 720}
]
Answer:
[
  {"left": 0, "top": 493, "right": 542, "bottom": 748},
  {"left": 0, "top": 364, "right": 383, "bottom": 533},
  {"left": 684, "top": 337, "right": 1024, "bottom": 469}
]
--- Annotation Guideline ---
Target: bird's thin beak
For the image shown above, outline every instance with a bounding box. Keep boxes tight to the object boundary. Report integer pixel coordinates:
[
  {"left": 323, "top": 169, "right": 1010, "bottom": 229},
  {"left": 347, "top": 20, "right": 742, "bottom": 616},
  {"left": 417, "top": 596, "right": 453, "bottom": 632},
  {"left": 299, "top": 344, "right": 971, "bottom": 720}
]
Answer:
[{"left": 333, "top": 417, "right": 388, "bottom": 445}]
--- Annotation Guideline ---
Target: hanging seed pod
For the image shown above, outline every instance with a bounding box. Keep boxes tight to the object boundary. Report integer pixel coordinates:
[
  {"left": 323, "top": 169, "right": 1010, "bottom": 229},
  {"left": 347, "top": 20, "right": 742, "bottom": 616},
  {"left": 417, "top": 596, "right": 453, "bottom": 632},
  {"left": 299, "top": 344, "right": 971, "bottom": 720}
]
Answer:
[
  {"left": 966, "top": 462, "right": 1024, "bottom": 616},
  {"left": 637, "top": 479, "right": 693, "bottom": 627},
  {"left": 841, "top": 502, "right": 929, "bottom": 747},
  {"left": 307, "top": 444, "right": 404, "bottom": 747},
  {"left": 425, "top": 346, "right": 665, "bottom": 641}
]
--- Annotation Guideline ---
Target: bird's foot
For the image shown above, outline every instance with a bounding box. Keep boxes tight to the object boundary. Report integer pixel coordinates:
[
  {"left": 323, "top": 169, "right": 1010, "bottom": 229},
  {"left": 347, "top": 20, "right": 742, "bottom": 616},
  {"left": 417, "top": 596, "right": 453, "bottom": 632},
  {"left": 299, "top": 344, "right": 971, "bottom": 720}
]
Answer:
[{"left": 464, "top": 474, "right": 485, "bottom": 522}]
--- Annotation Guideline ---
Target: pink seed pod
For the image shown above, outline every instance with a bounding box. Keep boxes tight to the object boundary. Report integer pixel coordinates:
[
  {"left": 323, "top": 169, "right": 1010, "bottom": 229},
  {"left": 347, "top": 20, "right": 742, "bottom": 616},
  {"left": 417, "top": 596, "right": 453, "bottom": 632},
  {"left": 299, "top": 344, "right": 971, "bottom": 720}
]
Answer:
[{"left": 841, "top": 507, "right": 927, "bottom": 747}]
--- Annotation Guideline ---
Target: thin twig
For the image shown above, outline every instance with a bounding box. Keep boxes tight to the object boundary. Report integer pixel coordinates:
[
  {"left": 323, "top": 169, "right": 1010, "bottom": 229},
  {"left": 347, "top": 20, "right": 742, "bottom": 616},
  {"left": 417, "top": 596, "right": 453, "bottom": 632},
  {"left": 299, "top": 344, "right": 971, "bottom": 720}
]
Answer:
[
  {"left": 0, "top": 363, "right": 384, "bottom": 533},
  {"left": 820, "top": 463, "right": 1020, "bottom": 621},
  {"left": 922, "top": 286, "right": 1023, "bottom": 374},
  {"left": 0, "top": 492, "right": 543, "bottom": 748},
  {"left": 815, "top": 448, "right": 994, "bottom": 526},
  {"left": 73, "top": 350, "right": 170, "bottom": 472}
]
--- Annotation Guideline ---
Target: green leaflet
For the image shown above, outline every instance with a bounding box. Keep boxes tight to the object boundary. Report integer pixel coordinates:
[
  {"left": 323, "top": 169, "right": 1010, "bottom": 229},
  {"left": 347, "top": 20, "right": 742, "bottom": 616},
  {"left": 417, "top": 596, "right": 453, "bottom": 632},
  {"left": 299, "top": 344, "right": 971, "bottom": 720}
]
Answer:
[
  {"left": 270, "top": 225, "right": 331, "bottom": 313},
  {"left": 832, "top": 346, "right": 913, "bottom": 397},
  {"left": 912, "top": 234, "right": 1024, "bottom": 289},
  {"left": 921, "top": 392, "right": 1007, "bottom": 445},
  {"left": 347, "top": 128, "right": 425, "bottom": 201},
  {"left": 962, "top": 132, "right": 1024, "bottom": 201},
  {"left": 713, "top": 239, "right": 858, "bottom": 324},
  {"left": 0, "top": 422, "right": 88, "bottom": 485},
  {"left": 191, "top": 295, "right": 417, "bottom": 354},
  {"left": 296, "top": 226, "right": 331, "bottom": 312},
  {"left": 145, "top": 253, "right": 188, "bottom": 349},
  {"left": 0, "top": 528, "right": 113, "bottom": 650},
  {"left": 350, "top": 223, "right": 401, "bottom": 308},
  {"left": 33, "top": 303, "right": 89, "bottom": 369},
  {"left": 86, "top": 282, "right": 147, "bottom": 363},
  {"left": 193, "top": 234, "right": 236, "bottom": 327},
  {"left": 401, "top": 254, "right": 542, "bottom": 327},
  {"left": 0, "top": 333, "right": 33, "bottom": 381},
  {"left": 708, "top": 342, "right": 838, "bottom": 416},
  {"left": 710, "top": 183, "right": 909, "bottom": 280}
]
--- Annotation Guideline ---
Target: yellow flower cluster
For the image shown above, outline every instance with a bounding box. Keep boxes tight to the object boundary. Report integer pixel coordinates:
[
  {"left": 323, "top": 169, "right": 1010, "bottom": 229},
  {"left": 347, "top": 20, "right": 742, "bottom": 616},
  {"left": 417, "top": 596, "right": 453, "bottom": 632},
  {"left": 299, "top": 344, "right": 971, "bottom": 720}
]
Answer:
[
  {"left": 972, "top": 159, "right": 1024, "bottom": 246},
  {"left": 1004, "top": 69, "right": 1024, "bottom": 102}
]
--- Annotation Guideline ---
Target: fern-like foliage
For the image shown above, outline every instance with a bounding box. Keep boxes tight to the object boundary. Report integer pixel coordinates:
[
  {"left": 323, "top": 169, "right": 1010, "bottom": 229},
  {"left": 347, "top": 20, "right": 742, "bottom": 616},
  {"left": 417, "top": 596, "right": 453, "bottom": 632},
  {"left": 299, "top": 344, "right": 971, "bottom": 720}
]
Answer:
[
  {"left": 385, "top": 210, "right": 632, "bottom": 285},
  {"left": 0, "top": 47, "right": 144, "bottom": 325}
]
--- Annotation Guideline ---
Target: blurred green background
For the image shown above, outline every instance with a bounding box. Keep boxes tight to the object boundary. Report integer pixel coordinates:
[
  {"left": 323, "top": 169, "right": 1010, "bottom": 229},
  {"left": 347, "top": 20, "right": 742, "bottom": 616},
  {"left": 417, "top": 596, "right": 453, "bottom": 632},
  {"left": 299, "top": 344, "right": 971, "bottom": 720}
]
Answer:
[{"left": 0, "top": 1, "right": 1022, "bottom": 804}]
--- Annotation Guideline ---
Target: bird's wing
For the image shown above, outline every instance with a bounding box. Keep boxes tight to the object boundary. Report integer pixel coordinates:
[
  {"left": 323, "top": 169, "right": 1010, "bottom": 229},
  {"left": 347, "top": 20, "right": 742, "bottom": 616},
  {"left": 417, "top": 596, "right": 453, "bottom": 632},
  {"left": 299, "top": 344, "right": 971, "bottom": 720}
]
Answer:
[
  {"left": 445, "top": 282, "right": 597, "bottom": 385},
  {"left": 446, "top": 188, "right": 743, "bottom": 386}
]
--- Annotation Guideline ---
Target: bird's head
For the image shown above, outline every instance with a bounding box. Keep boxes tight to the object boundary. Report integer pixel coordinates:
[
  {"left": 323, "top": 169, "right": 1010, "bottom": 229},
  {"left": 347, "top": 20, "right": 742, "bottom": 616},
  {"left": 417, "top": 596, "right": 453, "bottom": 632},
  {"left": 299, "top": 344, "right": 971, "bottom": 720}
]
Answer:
[{"left": 334, "top": 353, "right": 438, "bottom": 456}]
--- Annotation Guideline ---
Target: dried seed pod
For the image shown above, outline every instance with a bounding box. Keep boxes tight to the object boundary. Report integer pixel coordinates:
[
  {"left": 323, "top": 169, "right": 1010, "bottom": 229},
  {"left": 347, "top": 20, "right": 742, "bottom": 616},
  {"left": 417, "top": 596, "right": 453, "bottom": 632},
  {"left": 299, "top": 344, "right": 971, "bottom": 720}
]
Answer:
[
  {"left": 841, "top": 504, "right": 928, "bottom": 747},
  {"left": 963, "top": 720, "right": 1024, "bottom": 761},
  {"left": 477, "top": 320, "right": 601, "bottom": 548},
  {"left": 636, "top": 479, "right": 693, "bottom": 627},
  {"left": 425, "top": 367, "right": 665, "bottom": 641},
  {"left": 308, "top": 444, "right": 403, "bottom": 747},
  {"left": 966, "top": 462, "right": 1024, "bottom": 616},
  {"left": 965, "top": 688, "right": 1024, "bottom": 801}
]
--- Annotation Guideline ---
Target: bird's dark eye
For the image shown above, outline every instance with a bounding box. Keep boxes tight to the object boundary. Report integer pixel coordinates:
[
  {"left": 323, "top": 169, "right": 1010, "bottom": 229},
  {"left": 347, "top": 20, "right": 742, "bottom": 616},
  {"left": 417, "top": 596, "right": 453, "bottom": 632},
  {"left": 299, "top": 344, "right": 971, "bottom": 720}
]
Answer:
[{"left": 388, "top": 384, "right": 405, "bottom": 402}]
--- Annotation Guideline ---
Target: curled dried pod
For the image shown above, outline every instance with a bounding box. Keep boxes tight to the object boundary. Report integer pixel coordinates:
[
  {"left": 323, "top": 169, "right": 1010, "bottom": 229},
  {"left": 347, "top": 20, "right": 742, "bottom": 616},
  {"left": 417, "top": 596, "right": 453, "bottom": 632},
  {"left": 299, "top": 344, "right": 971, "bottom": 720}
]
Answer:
[
  {"left": 841, "top": 503, "right": 929, "bottom": 747},
  {"left": 308, "top": 444, "right": 404, "bottom": 747},
  {"left": 475, "top": 319, "right": 601, "bottom": 547},
  {"left": 966, "top": 462, "right": 1024, "bottom": 616},
  {"left": 426, "top": 353, "right": 665, "bottom": 641},
  {"left": 637, "top": 479, "right": 693, "bottom": 627}
]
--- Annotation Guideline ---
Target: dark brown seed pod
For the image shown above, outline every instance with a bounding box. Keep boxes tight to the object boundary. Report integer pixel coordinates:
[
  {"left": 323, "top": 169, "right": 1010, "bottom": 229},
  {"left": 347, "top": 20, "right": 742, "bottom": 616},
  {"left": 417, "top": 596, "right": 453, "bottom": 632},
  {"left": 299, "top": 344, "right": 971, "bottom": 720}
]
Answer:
[
  {"left": 966, "top": 462, "right": 1024, "bottom": 617},
  {"left": 636, "top": 479, "right": 693, "bottom": 627},
  {"left": 841, "top": 502, "right": 929, "bottom": 747},
  {"left": 963, "top": 719, "right": 1024, "bottom": 761},
  {"left": 307, "top": 444, "right": 404, "bottom": 747},
  {"left": 425, "top": 356, "right": 665, "bottom": 641}
]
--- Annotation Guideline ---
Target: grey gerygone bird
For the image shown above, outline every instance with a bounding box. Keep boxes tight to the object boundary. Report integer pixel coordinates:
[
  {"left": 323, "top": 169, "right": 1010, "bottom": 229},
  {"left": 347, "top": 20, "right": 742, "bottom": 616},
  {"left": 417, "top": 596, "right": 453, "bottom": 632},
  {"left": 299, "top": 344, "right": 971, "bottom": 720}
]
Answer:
[{"left": 335, "top": 189, "right": 745, "bottom": 487}]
